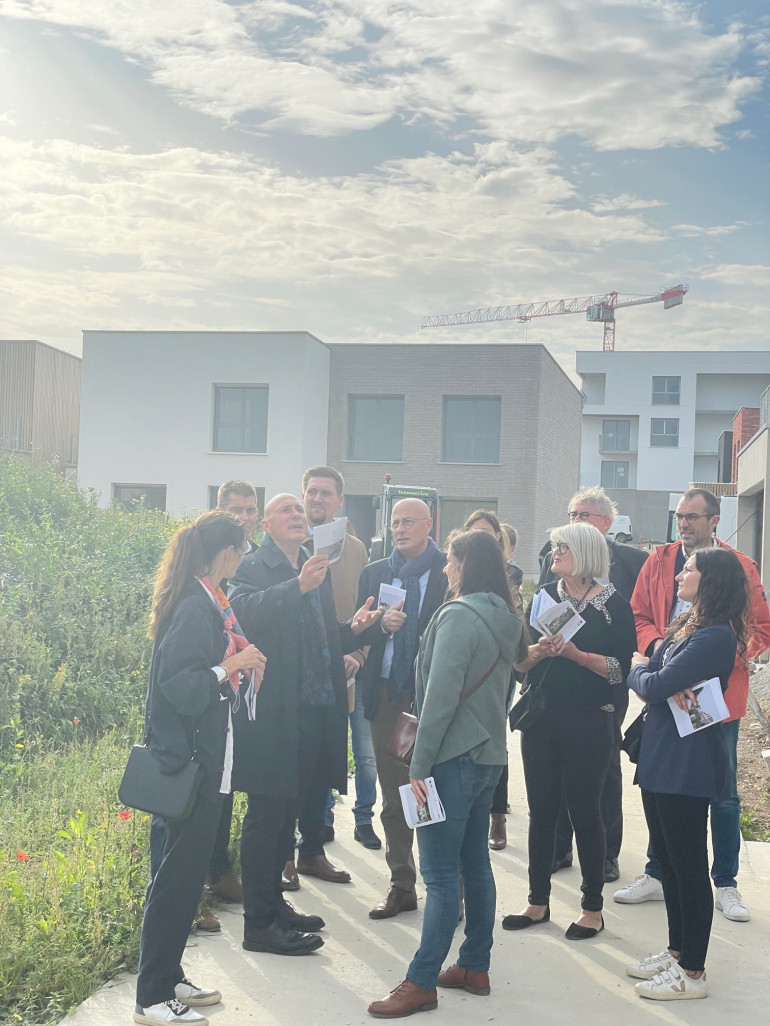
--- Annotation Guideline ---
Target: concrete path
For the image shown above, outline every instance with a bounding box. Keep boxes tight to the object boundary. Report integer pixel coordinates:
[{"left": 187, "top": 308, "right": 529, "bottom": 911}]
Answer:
[{"left": 63, "top": 734, "right": 769, "bottom": 1026}]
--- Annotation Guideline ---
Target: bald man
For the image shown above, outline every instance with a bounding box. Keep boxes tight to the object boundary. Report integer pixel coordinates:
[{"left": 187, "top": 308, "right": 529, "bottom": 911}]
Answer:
[
  {"left": 229, "top": 494, "right": 379, "bottom": 955},
  {"left": 341, "top": 498, "right": 447, "bottom": 918}
]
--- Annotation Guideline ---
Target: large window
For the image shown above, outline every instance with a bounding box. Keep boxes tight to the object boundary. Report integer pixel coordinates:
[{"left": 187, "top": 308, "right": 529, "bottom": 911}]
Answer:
[
  {"left": 600, "top": 462, "right": 629, "bottom": 489},
  {"left": 113, "top": 484, "right": 167, "bottom": 511},
  {"left": 348, "top": 396, "right": 404, "bottom": 461},
  {"left": 650, "top": 418, "right": 679, "bottom": 447},
  {"left": 212, "top": 385, "right": 268, "bottom": 453},
  {"left": 600, "top": 419, "right": 630, "bottom": 453},
  {"left": 652, "top": 376, "right": 681, "bottom": 405},
  {"left": 443, "top": 397, "right": 501, "bottom": 463}
]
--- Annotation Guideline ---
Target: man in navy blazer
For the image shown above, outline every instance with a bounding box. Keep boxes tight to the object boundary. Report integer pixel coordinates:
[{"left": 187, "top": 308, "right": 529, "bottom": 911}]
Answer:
[{"left": 342, "top": 498, "right": 447, "bottom": 919}]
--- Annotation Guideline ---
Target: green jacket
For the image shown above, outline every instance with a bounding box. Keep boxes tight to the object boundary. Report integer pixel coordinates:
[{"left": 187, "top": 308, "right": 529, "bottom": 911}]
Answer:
[{"left": 410, "top": 594, "right": 522, "bottom": 780}]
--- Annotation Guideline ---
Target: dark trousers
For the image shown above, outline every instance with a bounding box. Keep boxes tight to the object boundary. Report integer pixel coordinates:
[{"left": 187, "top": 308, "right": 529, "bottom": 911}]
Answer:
[
  {"left": 554, "top": 705, "right": 625, "bottom": 859},
  {"left": 136, "top": 797, "right": 223, "bottom": 1008},
  {"left": 521, "top": 707, "right": 614, "bottom": 911},
  {"left": 642, "top": 790, "right": 712, "bottom": 972},
  {"left": 208, "top": 790, "right": 234, "bottom": 880},
  {"left": 490, "top": 761, "right": 509, "bottom": 815},
  {"left": 242, "top": 706, "right": 324, "bottom": 927}
]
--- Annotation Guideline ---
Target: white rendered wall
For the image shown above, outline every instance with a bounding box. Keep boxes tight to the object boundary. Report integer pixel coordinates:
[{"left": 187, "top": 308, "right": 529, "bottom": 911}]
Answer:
[{"left": 78, "top": 331, "right": 330, "bottom": 514}]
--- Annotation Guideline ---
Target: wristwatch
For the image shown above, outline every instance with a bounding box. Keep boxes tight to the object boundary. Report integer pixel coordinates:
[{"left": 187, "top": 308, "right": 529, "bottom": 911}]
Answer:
[{"left": 212, "top": 665, "right": 228, "bottom": 684}]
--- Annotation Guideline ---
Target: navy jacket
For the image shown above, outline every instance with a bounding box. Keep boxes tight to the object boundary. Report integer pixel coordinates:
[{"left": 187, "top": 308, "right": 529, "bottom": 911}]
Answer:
[
  {"left": 339, "top": 551, "right": 447, "bottom": 721},
  {"left": 145, "top": 586, "right": 230, "bottom": 802},
  {"left": 627, "top": 624, "right": 737, "bottom": 800}
]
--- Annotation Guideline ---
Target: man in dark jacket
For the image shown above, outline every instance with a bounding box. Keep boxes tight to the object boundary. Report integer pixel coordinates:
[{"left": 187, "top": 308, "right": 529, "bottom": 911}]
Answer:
[
  {"left": 342, "top": 498, "right": 447, "bottom": 919},
  {"left": 539, "top": 486, "right": 647, "bottom": 882},
  {"left": 229, "top": 493, "right": 377, "bottom": 955}
]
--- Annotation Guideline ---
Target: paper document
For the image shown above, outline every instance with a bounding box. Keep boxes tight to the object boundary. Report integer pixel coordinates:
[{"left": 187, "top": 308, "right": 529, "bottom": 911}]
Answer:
[
  {"left": 379, "top": 582, "right": 407, "bottom": 612},
  {"left": 311, "top": 517, "right": 348, "bottom": 564},
  {"left": 535, "top": 599, "right": 585, "bottom": 643},
  {"left": 667, "top": 677, "right": 729, "bottom": 737},
  {"left": 399, "top": 777, "right": 446, "bottom": 828},
  {"left": 529, "top": 588, "right": 557, "bottom": 626}
]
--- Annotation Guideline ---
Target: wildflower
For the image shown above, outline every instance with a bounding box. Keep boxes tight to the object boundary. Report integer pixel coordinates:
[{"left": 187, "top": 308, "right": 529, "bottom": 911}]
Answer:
[
  {"left": 73, "top": 717, "right": 80, "bottom": 725},
  {"left": 117, "top": 809, "right": 131, "bottom": 821},
  {"left": 17, "top": 850, "right": 30, "bottom": 861}
]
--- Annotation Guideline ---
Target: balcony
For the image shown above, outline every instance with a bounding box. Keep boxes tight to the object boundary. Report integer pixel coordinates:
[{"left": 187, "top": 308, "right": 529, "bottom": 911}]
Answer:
[{"left": 598, "top": 433, "right": 636, "bottom": 455}]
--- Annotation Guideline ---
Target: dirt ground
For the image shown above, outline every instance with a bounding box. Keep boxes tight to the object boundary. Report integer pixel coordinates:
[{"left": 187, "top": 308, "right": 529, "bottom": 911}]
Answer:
[{"left": 738, "top": 666, "right": 770, "bottom": 836}]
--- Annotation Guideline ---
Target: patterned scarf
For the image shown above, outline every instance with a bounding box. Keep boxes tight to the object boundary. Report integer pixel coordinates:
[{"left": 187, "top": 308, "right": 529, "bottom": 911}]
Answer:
[
  {"left": 197, "top": 576, "right": 258, "bottom": 720},
  {"left": 387, "top": 537, "right": 439, "bottom": 701}
]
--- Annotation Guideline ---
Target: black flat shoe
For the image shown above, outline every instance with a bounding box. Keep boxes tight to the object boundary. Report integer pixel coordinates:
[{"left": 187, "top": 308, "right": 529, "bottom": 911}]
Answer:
[
  {"left": 502, "top": 906, "right": 550, "bottom": 931},
  {"left": 565, "top": 916, "right": 604, "bottom": 940}
]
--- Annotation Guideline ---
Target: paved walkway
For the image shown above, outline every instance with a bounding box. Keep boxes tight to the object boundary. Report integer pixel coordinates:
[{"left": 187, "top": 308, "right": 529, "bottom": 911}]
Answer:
[{"left": 63, "top": 734, "right": 769, "bottom": 1026}]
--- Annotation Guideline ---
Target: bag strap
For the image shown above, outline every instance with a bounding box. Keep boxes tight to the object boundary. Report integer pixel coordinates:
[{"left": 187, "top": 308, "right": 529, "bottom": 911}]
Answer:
[{"left": 458, "top": 655, "right": 500, "bottom": 706}]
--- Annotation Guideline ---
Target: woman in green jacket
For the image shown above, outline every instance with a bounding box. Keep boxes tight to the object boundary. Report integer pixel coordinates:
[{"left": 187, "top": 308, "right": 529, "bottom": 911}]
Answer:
[{"left": 368, "top": 530, "right": 526, "bottom": 1019}]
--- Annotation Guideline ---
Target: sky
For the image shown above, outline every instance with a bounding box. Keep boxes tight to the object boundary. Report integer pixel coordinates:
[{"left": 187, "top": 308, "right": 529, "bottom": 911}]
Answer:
[{"left": 0, "top": 0, "right": 768, "bottom": 380}]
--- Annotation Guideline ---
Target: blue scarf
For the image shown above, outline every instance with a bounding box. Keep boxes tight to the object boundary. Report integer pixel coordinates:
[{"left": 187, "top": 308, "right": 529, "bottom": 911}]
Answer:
[{"left": 387, "top": 538, "right": 439, "bottom": 701}]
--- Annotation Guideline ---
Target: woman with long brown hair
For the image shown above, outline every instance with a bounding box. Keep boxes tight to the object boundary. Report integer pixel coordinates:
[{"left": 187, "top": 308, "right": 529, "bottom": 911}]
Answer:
[
  {"left": 625, "top": 546, "right": 749, "bottom": 1002},
  {"left": 135, "top": 511, "right": 266, "bottom": 1026}
]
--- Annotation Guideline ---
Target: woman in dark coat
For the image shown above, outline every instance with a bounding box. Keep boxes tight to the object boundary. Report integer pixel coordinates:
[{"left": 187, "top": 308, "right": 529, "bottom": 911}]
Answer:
[
  {"left": 625, "top": 547, "right": 748, "bottom": 1002},
  {"left": 134, "top": 511, "right": 265, "bottom": 1026}
]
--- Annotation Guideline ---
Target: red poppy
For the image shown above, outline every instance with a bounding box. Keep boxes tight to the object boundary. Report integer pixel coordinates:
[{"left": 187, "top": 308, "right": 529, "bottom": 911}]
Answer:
[
  {"left": 73, "top": 718, "right": 80, "bottom": 726},
  {"left": 17, "top": 850, "right": 30, "bottom": 861},
  {"left": 117, "top": 809, "right": 131, "bottom": 821}
]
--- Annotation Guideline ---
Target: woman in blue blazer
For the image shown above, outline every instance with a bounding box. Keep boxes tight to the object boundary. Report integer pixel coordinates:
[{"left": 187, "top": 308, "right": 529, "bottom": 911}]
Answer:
[{"left": 625, "top": 546, "right": 749, "bottom": 1002}]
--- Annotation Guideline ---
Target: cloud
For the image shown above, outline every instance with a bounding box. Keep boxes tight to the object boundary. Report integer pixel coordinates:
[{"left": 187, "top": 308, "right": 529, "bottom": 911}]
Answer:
[
  {"left": 592, "top": 194, "right": 666, "bottom": 213},
  {"left": 700, "top": 263, "right": 770, "bottom": 287},
  {"left": 671, "top": 222, "right": 747, "bottom": 237},
  {"left": 2, "top": 1, "right": 762, "bottom": 147}
]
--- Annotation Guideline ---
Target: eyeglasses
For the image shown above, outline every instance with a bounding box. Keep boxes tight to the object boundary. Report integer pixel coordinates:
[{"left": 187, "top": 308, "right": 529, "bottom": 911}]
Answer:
[
  {"left": 553, "top": 542, "right": 570, "bottom": 554},
  {"left": 674, "top": 513, "right": 711, "bottom": 525},
  {"left": 390, "top": 517, "right": 429, "bottom": 530},
  {"left": 569, "top": 510, "right": 601, "bottom": 521}
]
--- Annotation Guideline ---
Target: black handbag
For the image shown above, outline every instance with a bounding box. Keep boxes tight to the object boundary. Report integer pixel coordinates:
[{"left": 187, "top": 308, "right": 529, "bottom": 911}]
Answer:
[
  {"left": 620, "top": 707, "right": 647, "bottom": 764},
  {"left": 508, "top": 680, "right": 546, "bottom": 732},
  {"left": 119, "top": 744, "right": 203, "bottom": 820}
]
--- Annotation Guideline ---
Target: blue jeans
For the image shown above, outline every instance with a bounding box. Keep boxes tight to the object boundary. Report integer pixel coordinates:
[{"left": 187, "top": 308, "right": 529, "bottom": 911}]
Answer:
[
  {"left": 324, "top": 682, "right": 378, "bottom": 827},
  {"left": 645, "top": 718, "right": 740, "bottom": 888},
  {"left": 407, "top": 757, "right": 502, "bottom": 991}
]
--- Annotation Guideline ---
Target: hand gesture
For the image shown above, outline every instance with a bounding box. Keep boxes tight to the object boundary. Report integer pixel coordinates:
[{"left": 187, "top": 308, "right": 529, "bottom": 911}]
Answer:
[
  {"left": 223, "top": 645, "right": 267, "bottom": 691},
  {"left": 343, "top": 654, "right": 361, "bottom": 679},
  {"left": 350, "top": 595, "right": 382, "bottom": 635},
  {"left": 298, "top": 553, "right": 329, "bottom": 594},
  {"left": 631, "top": 650, "right": 650, "bottom": 668},
  {"left": 382, "top": 600, "right": 406, "bottom": 635}
]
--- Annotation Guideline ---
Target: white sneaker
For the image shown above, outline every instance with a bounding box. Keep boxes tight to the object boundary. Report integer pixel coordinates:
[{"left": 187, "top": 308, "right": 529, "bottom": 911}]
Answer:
[
  {"left": 626, "top": 948, "right": 679, "bottom": 980},
  {"left": 174, "top": 978, "right": 222, "bottom": 1007},
  {"left": 134, "top": 999, "right": 208, "bottom": 1025},
  {"left": 613, "top": 873, "right": 665, "bottom": 904},
  {"left": 715, "top": 886, "right": 750, "bottom": 922},
  {"left": 635, "top": 965, "right": 708, "bottom": 1001}
]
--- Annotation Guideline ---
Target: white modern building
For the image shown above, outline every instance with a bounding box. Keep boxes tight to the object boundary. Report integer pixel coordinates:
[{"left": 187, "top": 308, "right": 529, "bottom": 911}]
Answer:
[
  {"left": 578, "top": 350, "right": 770, "bottom": 542},
  {"left": 78, "top": 330, "right": 330, "bottom": 514},
  {"left": 737, "top": 386, "right": 770, "bottom": 586}
]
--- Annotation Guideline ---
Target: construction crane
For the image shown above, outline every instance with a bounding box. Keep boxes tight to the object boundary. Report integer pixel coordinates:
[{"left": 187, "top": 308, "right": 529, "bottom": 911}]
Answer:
[{"left": 421, "top": 284, "right": 688, "bottom": 351}]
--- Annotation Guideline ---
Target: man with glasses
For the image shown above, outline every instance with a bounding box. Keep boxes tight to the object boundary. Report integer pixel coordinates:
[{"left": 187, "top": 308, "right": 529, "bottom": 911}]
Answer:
[
  {"left": 618, "top": 488, "right": 770, "bottom": 921},
  {"left": 341, "top": 498, "right": 446, "bottom": 918},
  {"left": 540, "top": 486, "right": 648, "bottom": 882}
]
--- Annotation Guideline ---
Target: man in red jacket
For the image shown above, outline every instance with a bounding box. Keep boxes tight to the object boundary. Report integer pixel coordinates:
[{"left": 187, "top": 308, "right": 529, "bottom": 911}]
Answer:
[{"left": 616, "top": 489, "right": 770, "bottom": 922}]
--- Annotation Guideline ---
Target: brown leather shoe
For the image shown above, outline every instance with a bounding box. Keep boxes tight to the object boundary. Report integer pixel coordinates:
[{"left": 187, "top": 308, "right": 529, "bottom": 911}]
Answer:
[
  {"left": 488, "top": 813, "right": 507, "bottom": 851},
  {"left": 195, "top": 897, "right": 221, "bottom": 932},
  {"left": 437, "top": 963, "right": 490, "bottom": 996},
  {"left": 281, "top": 861, "right": 300, "bottom": 891},
  {"left": 208, "top": 871, "right": 243, "bottom": 903},
  {"left": 369, "top": 886, "right": 418, "bottom": 920},
  {"left": 296, "top": 854, "right": 351, "bottom": 884},
  {"left": 368, "top": 979, "right": 437, "bottom": 1018}
]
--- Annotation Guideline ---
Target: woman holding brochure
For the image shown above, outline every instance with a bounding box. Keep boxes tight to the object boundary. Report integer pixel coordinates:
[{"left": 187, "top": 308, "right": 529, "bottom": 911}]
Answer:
[
  {"left": 368, "top": 530, "right": 525, "bottom": 1019},
  {"left": 502, "top": 523, "right": 636, "bottom": 941},
  {"left": 624, "top": 546, "right": 748, "bottom": 1002}
]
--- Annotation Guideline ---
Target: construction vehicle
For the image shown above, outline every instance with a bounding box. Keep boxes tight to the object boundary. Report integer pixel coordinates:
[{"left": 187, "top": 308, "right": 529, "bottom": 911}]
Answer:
[{"left": 369, "top": 475, "right": 439, "bottom": 561}]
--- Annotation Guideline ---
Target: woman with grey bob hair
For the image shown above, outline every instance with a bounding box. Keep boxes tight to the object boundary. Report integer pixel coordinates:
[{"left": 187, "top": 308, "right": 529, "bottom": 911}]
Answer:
[
  {"left": 502, "top": 523, "right": 636, "bottom": 942},
  {"left": 549, "top": 521, "right": 610, "bottom": 582}
]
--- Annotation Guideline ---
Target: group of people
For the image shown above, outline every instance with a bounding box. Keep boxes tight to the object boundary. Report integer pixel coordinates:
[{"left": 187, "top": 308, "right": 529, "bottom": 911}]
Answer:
[{"left": 132, "top": 475, "right": 770, "bottom": 1025}]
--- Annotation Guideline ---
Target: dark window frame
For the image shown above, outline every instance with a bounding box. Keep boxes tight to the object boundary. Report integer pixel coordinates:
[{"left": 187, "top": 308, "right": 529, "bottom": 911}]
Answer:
[
  {"left": 600, "top": 461, "right": 629, "bottom": 489},
  {"left": 212, "top": 384, "right": 269, "bottom": 454},
  {"left": 650, "top": 417, "right": 679, "bottom": 447},
  {"left": 652, "top": 376, "right": 681, "bottom": 406},
  {"left": 347, "top": 395, "right": 405, "bottom": 462},
  {"left": 601, "top": 419, "right": 631, "bottom": 452},
  {"left": 112, "top": 483, "right": 167, "bottom": 511},
  {"left": 442, "top": 396, "right": 502, "bottom": 464}
]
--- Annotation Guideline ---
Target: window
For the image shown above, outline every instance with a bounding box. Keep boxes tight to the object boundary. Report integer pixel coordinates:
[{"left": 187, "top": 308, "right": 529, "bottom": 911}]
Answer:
[
  {"left": 212, "top": 385, "right": 268, "bottom": 453},
  {"left": 443, "top": 397, "right": 501, "bottom": 463},
  {"left": 348, "top": 396, "right": 404, "bottom": 461},
  {"left": 600, "top": 462, "right": 629, "bottom": 489},
  {"left": 113, "top": 484, "right": 167, "bottom": 511},
  {"left": 600, "top": 420, "right": 630, "bottom": 453},
  {"left": 650, "top": 418, "right": 679, "bottom": 447},
  {"left": 440, "top": 499, "right": 498, "bottom": 542},
  {"left": 652, "top": 376, "right": 680, "bottom": 405}
]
